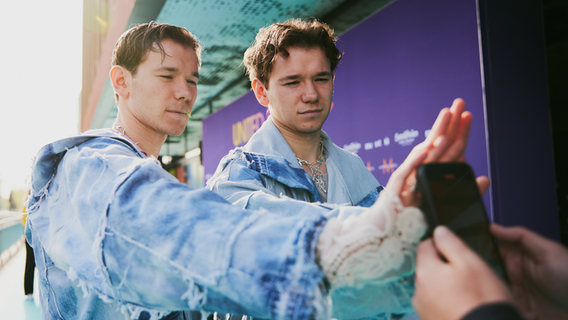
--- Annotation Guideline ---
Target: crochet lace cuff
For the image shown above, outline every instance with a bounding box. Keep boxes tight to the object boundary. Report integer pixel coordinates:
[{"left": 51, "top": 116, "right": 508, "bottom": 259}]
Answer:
[{"left": 317, "top": 189, "right": 427, "bottom": 289}]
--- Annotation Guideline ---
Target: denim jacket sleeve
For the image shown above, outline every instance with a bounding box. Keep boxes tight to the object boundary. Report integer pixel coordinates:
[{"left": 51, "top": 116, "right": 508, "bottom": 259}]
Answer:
[{"left": 26, "top": 137, "right": 371, "bottom": 320}]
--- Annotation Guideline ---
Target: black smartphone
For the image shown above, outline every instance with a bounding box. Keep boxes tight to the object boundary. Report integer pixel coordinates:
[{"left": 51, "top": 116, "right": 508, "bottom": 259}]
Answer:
[{"left": 416, "top": 162, "right": 508, "bottom": 281}]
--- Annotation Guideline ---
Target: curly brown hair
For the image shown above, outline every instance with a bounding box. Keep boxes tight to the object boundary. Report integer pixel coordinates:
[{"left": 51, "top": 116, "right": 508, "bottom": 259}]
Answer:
[{"left": 243, "top": 18, "right": 343, "bottom": 88}]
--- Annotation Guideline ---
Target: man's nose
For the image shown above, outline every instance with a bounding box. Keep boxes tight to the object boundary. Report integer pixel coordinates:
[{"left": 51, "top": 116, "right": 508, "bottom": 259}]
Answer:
[
  {"left": 302, "top": 81, "right": 319, "bottom": 103},
  {"left": 175, "top": 80, "right": 192, "bottom": 101}
]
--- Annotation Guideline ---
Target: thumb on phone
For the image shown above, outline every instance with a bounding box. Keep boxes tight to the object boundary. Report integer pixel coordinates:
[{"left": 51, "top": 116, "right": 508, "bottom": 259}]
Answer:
[{"left": 432, "top": 226, "right": 479, "bottom": 266}]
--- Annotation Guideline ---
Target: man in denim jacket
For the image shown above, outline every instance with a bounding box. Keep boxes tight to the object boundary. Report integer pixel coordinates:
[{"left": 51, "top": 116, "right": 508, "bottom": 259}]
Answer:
[
  {"left": 206, "top": 19, "right": 475, "bottom": 319},
  {"left": 26, "top": 22, "right": 473, "bottom": 320},
  {"left": 207, "top": 20, "right": 382, "bottom": 209},
  {"left": 24, "top": 23, "right": 328, "bottom": 320}
]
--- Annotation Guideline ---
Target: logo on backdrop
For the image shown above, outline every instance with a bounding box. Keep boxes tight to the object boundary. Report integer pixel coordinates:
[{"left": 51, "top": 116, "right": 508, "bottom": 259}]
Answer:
[
  {"left": 379, "top": 158, "right": 398, "bottom": 174},
  {"left": 343, "top": 142, "right": 362, "bottom": 154},
  {"left": 364, "top": 137, "right": 391, "bottom": 151},
  {"left": 232, "top": 112, "right": 266, "bottom": 147},
  {"left": 346, "top": 137, "right": 391, "bottom": 154},
  {"left": 394, "top": 129, "right": 419, "bottom": 146}
]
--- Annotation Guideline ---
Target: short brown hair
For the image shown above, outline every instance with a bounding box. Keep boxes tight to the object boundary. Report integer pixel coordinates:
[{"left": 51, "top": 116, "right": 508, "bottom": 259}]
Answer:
[
  {"left": 243, "top": 19, "right": 342, "bottom": 88},
  {"left": 111, "top": 22, "right": 201, "bottom": 102},
  {"left": 112, "top": 22, "right": 202, "bottom": 74}
]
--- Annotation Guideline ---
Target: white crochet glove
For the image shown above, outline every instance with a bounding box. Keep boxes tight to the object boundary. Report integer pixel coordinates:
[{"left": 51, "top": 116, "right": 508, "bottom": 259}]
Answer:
[{"left": 317, "top": 188, "right": 427, "bottom": 289}]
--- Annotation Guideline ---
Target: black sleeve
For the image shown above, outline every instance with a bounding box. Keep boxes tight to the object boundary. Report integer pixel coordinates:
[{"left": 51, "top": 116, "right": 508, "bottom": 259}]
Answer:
[{"left": 461, "top": 303, "right": 523, "bottom": 320}]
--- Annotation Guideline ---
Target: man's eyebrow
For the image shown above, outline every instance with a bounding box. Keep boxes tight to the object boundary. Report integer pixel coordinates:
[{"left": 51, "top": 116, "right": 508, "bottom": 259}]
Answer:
[
  {"left": 277, "top": 74, "right": 301, "bottom": 82},
  {"left": 155, "top": 66, "right": 200, "bottom": 79},
  {"left": 277, "top": 71, "right": 332, "bottom": 82},
  {"left": 155, "top": 66, "right": 178, "bottom": 72},
  {"left": 314, "top": 71, "right": 332, "bottom": 77}
]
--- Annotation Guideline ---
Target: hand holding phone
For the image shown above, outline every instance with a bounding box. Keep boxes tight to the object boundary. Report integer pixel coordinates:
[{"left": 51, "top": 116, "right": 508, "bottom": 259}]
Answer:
[
  {"left": 416, "top": 162, "right": 508, "bottom": 281},
  {"left": 413, "top": 226, "right": 516, "bottom": 320}
]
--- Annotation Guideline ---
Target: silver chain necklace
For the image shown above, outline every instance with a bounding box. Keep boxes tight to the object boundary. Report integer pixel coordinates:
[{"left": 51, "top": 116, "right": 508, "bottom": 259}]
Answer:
[{"left": 296, "top": 140, "right": 327, "bottom": 194}]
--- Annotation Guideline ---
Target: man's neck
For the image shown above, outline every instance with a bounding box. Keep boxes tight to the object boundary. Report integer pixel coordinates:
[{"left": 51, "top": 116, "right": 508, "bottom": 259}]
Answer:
[
  {"left": 279, "top": 129, "right": 322, "bottom": 163},
  {"left": 114, "top": 115, "right": 166, "bottom": 158}
]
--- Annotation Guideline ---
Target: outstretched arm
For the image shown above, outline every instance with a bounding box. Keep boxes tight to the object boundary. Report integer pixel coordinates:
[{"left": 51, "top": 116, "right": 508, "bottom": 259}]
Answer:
[{"left": 28, "top": 140, "right": 365, "bottom": 319}]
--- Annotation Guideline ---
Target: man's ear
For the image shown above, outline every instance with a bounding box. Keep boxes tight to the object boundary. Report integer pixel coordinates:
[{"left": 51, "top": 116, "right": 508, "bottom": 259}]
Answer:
[
  {"left": 252, "top": 79, "right": 270, "bottom": 107},
  {"left": 110, "top": 66, "right": 130, "bottom": 99}
]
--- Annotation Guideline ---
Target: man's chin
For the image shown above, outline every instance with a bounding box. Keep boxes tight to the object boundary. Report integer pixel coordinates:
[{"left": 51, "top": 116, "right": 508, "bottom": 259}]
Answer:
[
  {"left": 165, "top": 126, "right": 187, "bottom": 137},
  {"left": 298, "top": 126, "right": 323, "bottom": 135},
  {"left": 305, "top": 121, "right": 325, "bottom": 132},
  {"left": 299, "top": 118, "right": 327, "bottom": 133},
  {"left": 168, "top": 131, "right": 185, "bottom": 137}
]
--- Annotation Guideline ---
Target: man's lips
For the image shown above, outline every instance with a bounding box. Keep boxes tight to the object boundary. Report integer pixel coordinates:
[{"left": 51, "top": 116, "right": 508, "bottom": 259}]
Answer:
[
  {"left": 299, "top": 109, "right": 323, "bottom": 115},
  {"left": 167, "top": 110, "right": 190, "bottom": 119}
]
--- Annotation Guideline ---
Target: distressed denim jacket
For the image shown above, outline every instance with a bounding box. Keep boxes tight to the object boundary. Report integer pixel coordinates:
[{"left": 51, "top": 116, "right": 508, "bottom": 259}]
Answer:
[
  {"left": 206, "top": 118, "right": 416, "bottom": 319},
  {"left": 25, "top": 128, "right": 379, "bottom": 320}
]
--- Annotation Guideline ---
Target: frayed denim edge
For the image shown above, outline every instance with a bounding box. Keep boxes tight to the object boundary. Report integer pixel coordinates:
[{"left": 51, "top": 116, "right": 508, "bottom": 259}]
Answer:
[{"left": 26, "top": 172, "right": 55, "bottom": 213}]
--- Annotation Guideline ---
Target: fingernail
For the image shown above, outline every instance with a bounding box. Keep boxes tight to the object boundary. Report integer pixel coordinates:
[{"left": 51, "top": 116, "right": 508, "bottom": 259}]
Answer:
[{"left": 434, "top": 226, "right": 450, "bottom": 238}]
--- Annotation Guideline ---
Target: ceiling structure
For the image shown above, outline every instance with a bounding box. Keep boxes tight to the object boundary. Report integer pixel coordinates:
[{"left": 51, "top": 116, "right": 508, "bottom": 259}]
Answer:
[{"left": 89, "top": 0, "right": 394, "bottom": 156}]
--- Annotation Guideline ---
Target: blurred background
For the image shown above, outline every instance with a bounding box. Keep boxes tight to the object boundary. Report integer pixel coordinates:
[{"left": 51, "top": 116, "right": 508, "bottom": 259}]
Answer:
[
  {"left": 0, "top": 0, "right": 566, "bottom": 318},
  {"left": 0, "top": 1, "right": 82, "bottom": 208}
]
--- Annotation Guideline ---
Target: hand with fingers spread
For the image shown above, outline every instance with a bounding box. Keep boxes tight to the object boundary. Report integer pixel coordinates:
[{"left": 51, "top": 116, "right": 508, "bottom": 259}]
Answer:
[
  {"left": 413, "top": 226, "right": 517, "bottom": 320},
  {"left": 491, "top": 224, "right": 568, "bottom": 319},
  {"left": 423, "top": 98, "right": 471, "bottom": 163},
  {"left": 396, "top": 98, "right": 489, "bottom": 206}
]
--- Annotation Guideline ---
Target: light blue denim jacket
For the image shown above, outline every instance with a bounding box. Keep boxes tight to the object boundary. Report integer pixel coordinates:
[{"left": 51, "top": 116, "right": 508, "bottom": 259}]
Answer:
[
  {"left": 207, "top": 118, "right": 416, "bottom": 319},
  {"left": 25, "top": 128, "right": 379, "bottom": 320}
]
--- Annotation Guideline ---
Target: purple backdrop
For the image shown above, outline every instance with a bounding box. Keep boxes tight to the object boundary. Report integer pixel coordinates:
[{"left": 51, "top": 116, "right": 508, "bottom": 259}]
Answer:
[
  {"left": 202, "top": 0, "right": 491, "bottom": 216},
  {"left": 202, "top": 93, "right": 267, "bottom": 178}
]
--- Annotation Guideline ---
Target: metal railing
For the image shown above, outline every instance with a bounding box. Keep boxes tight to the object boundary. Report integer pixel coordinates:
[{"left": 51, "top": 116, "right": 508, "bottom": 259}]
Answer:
[{"left": 0, "top": 211, "right": 24, "bottom": 269}]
